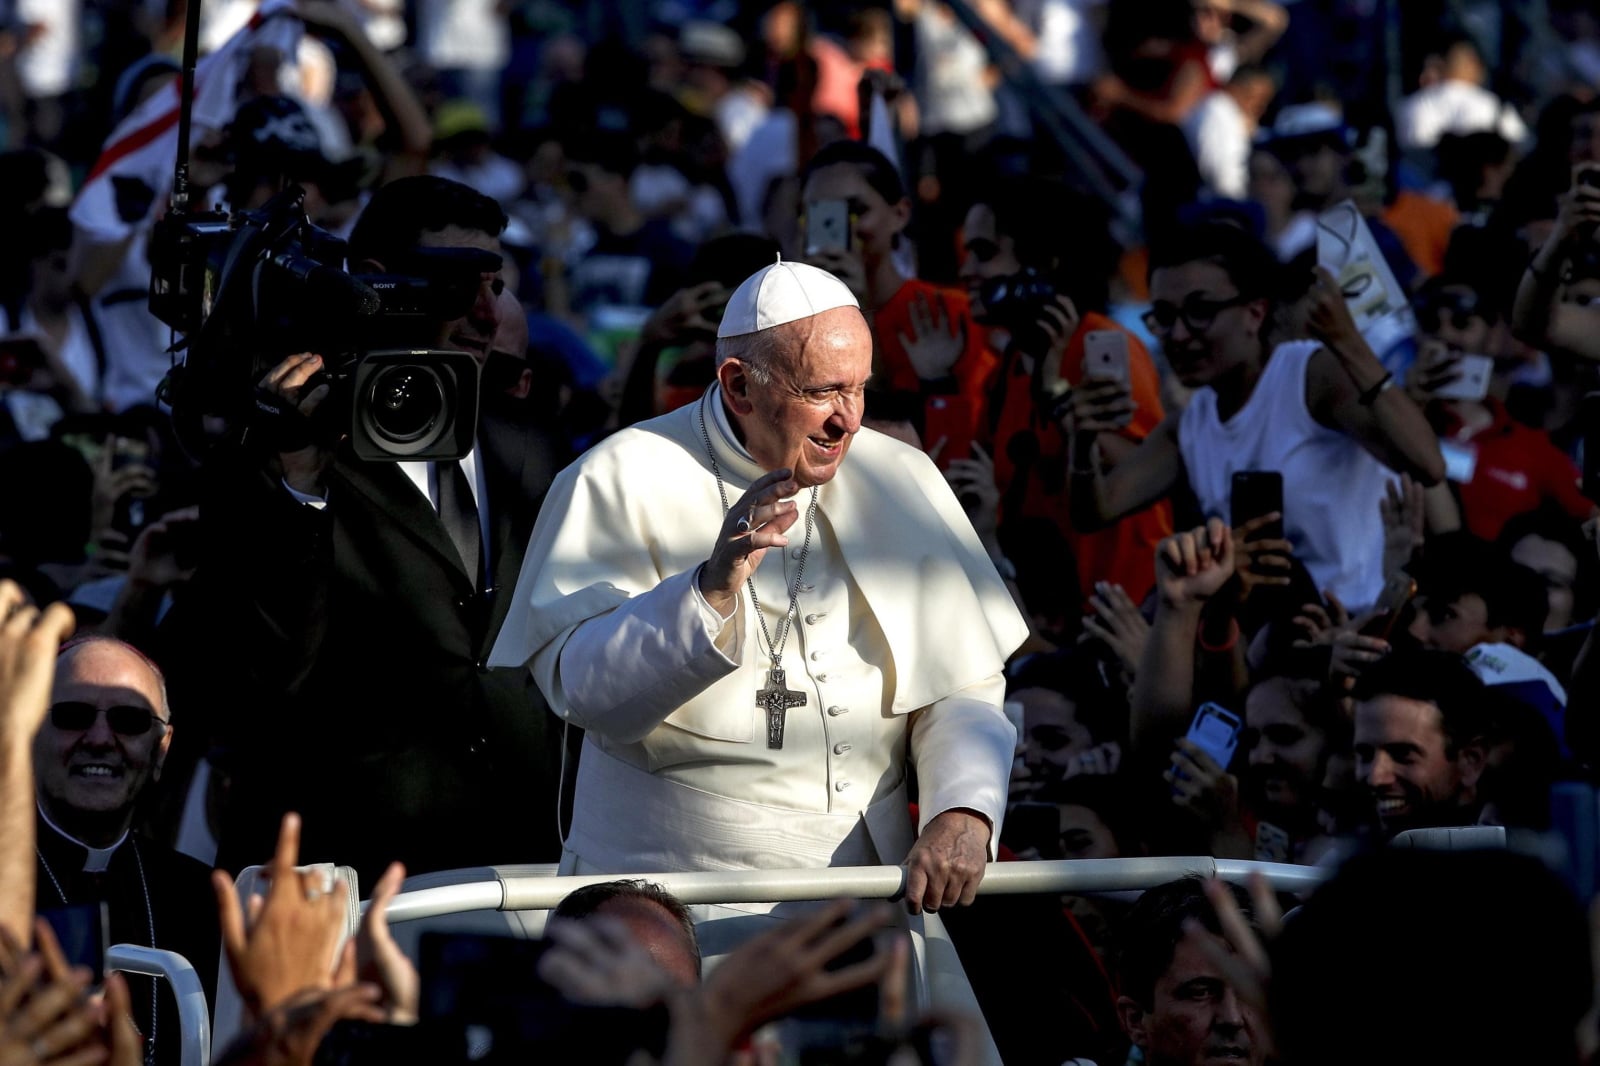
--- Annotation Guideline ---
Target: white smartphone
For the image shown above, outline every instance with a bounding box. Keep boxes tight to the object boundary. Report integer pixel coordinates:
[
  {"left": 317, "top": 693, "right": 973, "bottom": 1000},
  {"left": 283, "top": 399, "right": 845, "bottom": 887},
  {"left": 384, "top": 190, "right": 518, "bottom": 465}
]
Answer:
[
  {"left": 1083, "top": 330, "right": 1131, "bottom": 388},
  {"left": 804, "top": 199, "right": 852, "bottom": 256},
  {"left": 1439, "top": 439, "right": 1479, "bottom": 483},
  {"left": 1186, "top": 702, "right": 1242, "bottom": 770},
  {"left": 1430, "top": 352, "right": 1494, "bottom": 402}
]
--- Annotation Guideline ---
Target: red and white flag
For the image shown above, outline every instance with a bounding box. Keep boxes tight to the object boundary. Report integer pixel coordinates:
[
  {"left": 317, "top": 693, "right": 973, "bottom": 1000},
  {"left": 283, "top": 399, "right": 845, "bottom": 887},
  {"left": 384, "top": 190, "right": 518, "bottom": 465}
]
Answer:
[{"left": 70, "top": 0, "right": 303, "bottom": 243}]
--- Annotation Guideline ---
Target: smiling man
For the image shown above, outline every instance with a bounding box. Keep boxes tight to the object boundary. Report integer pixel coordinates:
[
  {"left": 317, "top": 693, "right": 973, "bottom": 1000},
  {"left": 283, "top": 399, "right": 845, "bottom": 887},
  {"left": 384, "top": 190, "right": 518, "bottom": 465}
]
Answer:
[
  {"left": 35, "top": 636, "right": 218, "bottom": 1065},
  {"left": 492, "top": 260, "right": 1026, "bottom": 927},
  {"left": 1351, "top": 649, "right": 1491, "bottom": 836}
]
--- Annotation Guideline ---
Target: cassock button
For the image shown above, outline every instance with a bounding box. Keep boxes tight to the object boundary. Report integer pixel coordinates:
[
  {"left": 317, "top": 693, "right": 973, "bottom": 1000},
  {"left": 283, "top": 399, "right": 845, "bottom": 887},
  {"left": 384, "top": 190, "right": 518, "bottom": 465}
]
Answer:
[
  {"left": 790, "top": 547, "right": 805, "bottom": 560},
  {"left": 835, "top": 780, "right": 851, "bottom": 792},
  {"left": 833, "top": 742, "right": 851, "bottom": 755},
  {"left": 805, "top": 613, "right": 825, "bottom": 625},
  {"left": 810, "top": 650, "right": 823, "bottom": 661},
  {"left": 827, "top": 705, "right": 846, "bottom": 716},
  {"left": 815, "top": 673, "right": 829, "bottom": 682}
]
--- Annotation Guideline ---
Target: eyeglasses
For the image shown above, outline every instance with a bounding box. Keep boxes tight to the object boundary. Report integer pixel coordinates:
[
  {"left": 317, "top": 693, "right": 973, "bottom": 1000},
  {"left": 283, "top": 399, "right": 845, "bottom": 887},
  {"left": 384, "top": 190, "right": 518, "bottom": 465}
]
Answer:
[
  {"left": 49, "top": 702, "right": 168, "bottom": 736},
  {"left": 1142, "top": 293, "right": 1253, "bottom": 336}
]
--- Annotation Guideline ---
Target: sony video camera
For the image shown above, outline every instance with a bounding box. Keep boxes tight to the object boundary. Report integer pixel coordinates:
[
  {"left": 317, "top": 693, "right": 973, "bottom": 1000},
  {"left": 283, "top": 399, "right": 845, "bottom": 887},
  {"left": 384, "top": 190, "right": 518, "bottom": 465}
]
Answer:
[{"left": 148, "top": 184, "right": 489, "bottom": 460}]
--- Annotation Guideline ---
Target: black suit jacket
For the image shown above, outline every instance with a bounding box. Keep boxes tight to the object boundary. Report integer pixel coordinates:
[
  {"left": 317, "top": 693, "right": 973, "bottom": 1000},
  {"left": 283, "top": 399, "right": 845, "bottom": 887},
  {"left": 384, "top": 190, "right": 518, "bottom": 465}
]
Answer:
[{"left": 198, "top": 410, "right": 568, "bottom": 887}]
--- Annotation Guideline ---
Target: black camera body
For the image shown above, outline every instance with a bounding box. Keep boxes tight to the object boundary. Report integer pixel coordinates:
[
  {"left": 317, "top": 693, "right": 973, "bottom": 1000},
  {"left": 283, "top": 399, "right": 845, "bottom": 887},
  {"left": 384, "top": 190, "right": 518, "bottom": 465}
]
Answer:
[
  {"left": 976, "top": 268, "right": 1060, "bottom": 358},
  {"left": 148, "top": 184, "right": 488, "bottom": 461}
]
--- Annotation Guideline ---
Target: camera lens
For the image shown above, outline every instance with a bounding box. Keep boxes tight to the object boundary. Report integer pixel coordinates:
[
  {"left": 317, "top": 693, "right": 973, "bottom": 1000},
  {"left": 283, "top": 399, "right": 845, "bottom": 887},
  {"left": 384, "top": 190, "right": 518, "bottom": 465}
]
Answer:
[{"left": 363, "top": 364, "right": 449, "bottom": 452}]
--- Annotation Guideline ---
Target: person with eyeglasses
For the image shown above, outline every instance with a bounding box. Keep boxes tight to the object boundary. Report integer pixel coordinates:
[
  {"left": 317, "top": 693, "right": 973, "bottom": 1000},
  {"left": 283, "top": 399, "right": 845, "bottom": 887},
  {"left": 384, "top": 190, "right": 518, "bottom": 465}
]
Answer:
[
  {"left": 33, "top": 635, "right": 219, "bottom": 1065},
  {"left": 1065, "top": 222, "right": 1444, "bottom": 614}
]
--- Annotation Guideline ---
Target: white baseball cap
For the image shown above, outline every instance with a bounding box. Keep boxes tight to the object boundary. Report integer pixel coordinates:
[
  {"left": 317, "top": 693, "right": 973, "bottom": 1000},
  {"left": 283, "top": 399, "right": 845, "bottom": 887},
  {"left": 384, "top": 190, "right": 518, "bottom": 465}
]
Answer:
[{"left": 717, "top": 257, "right": 860, "bottom": 339}]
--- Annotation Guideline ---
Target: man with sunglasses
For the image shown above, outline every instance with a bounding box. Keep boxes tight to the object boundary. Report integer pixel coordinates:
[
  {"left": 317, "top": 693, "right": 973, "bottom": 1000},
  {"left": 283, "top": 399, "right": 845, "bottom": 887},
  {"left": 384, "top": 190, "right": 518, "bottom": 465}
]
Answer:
[{"left": 34, "top": 636, "right": 218, "bottom": 1065}]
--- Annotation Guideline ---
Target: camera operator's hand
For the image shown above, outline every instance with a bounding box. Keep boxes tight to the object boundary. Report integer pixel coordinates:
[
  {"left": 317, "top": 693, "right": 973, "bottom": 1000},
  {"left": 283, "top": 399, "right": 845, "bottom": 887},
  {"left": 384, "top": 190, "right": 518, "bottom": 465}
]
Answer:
[
  {"left": 1405, "top": 340, "right": 1462, "bottom": 404},
  {"left": 897, "top": 292, "right": 966, "bottom": 381},
  {"left": 1057, "top": 378, "right": 1135, "bottom": 439},
  {"left": 699, "top": 469, "right": 803, "bottom": 618},
  {"left": 640, "top": 281, "right": 728, "bottom": 348},
  {"left": 258, "top": 353, "right": 333, "bottom": 497},
  {"left": 1033, "top": 294, "right": 1081, "bottom": 394},
  {"left": 944, "top": 442, "right": 1000, "bottom": 542}
]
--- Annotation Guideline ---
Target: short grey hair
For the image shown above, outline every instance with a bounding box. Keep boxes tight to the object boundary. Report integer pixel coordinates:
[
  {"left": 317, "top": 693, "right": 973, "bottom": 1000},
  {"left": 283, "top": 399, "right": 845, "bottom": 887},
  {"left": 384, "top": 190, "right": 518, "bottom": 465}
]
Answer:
[
  {"left": 56, "top": 635, "right": 171, "bottom": 724},
  {"left": 715, "top": 329, "right": 781, "bottom": 386}
]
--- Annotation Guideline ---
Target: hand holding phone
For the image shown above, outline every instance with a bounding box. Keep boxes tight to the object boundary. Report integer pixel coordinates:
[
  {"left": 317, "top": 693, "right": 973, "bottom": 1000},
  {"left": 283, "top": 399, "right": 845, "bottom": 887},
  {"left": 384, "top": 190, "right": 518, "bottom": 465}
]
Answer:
[
  {"left": 1185, "top": 702, "right": 1242, "bottom": 770},
  {"left": 1230, "top": 470, "right": 1284, "bottom": 543}
]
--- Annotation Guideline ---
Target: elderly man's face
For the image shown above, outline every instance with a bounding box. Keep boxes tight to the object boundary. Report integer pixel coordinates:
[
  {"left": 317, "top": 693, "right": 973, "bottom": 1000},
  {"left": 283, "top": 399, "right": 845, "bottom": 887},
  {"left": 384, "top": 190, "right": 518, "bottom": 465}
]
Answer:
[
  {"left": 729, "top": 306, "right": 872, "bottom": 488},
  {"left": 36, "top": 643, "right": 172, "bottom": 827}
]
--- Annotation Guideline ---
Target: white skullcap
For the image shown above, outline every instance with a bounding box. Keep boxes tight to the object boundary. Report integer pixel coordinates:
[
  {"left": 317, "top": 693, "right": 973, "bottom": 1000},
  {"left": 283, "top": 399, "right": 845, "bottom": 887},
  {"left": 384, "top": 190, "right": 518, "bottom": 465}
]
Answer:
[{"left": 717, "top": 257, "right": 860, "bottom": 339}]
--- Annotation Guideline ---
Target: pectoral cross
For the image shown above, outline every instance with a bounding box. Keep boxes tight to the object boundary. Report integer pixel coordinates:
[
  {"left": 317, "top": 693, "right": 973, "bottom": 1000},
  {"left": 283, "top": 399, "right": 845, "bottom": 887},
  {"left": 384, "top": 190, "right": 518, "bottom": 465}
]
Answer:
[{"left": 756, "top": 667, "right": 807, "bottom": 749}]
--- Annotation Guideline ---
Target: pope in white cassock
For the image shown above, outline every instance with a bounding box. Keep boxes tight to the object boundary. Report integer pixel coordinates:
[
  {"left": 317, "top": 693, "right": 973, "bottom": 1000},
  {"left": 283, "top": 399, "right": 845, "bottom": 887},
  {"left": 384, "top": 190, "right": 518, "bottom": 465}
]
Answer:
[{"left": 488, "top": 259, "right": 1027, "bottom": 917}]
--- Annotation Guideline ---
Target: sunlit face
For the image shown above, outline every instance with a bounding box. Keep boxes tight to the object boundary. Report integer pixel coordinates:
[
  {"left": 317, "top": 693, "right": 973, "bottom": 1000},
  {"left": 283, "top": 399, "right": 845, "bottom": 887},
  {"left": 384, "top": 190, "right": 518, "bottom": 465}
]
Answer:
[
  {"left": 1510, "top": 534, "right": 1577, "bottom": 632},
  {"left": 36, "top": 643, "right": 172, "bottom": 829},
  {"left": 1146, "top": 260, "right": 1265, "bottom": 388},
  {"left": 1353, "top": 695, "right": 1468, "bottom": 833},
  {"left": 957, "top": 203, "right": 1022, "bottom": 316},
  {"left": 1058, "top": 804, "right": 1120, "bottom": 860},
  {"left": 1243, "top": 678, "right": 1326, "bottom": 814},
  {"left": 1124, "top": 927, "right": 1268, "bottom": 1066},
  {"left": 800, "top": 163, "right": 909, "bottom": 267},
  {"left": 417, "top": 225, "right": 505, "bottom": 363},
  {"left": 723, "top": 306, "right": 872, "bottom": 488}
]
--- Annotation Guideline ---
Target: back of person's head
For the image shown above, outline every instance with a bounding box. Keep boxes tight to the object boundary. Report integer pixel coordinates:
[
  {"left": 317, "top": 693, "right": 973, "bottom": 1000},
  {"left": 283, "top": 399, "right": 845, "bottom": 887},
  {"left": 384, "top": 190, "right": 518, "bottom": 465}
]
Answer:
[
  {"left": 1147, "top": 221, "right": 1283, "bottom": 306},
  {"left": 1350, "top": 648, "right": 1490, "bottom": 755},
  {"left": 799, "top": 140, "right": 906, "bottom": 205},
  {"left": 1008, "top": 645, "right": 1127, "bottom": 746},
  {"left": 1420, "top": 533, "right": 1551, "bottom": 649},
  {"left": 552, "top": 879, "right": 701, "bottom": 979},
  {"left": 1497, "top": 505, "right": 1596, "bottom": 626},
  {"left": 347, "top": 176, "right": 507, "bottom": 269},
  {"left": 1115, "top": 878, "right": 1254, "bottom": 1008},
  {"left": 1036, "top": 774, "right": 1150, "bottom": 858},
  {"left": 1270, "top": 849, "right": 1590, "bottom": 1066}
]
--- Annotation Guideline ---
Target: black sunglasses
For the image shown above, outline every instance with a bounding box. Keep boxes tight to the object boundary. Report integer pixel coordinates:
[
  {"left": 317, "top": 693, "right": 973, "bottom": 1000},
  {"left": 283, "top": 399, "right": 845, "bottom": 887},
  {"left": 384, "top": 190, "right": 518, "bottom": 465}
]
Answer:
[
  {"left": 1142, "top": 293, "right": 1253, "bottom": 336},
  {"left": 49, "top": 702, "right": 167, "bottom": 735}
]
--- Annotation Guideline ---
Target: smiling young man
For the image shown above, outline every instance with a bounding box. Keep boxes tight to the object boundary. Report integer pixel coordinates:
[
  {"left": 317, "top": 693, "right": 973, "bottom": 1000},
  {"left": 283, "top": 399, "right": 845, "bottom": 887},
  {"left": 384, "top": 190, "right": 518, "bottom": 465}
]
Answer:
[
  {"left": 1350, "top": 649, "right": 1491, "bottom": 836},
  {"left": 35, "top": 636, "right": 218, "bottom": 1065},
  {"left": 491, "top": 260, "right": 1026, "bottom": 932}
]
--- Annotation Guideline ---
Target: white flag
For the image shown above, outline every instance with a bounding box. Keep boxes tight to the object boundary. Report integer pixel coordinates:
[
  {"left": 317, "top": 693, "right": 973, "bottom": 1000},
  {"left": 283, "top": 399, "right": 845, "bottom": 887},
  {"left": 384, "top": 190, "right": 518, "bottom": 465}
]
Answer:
[{"left": 70, "top": 0, "right": 303, "bottom": 244}]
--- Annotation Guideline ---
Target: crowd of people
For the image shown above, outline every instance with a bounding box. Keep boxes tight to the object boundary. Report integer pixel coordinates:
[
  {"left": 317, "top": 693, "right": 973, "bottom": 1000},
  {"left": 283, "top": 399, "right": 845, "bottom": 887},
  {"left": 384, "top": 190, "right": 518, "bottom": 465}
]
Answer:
[{"left": 2, "top": 0, "right": 1600, "bottom": 1063}]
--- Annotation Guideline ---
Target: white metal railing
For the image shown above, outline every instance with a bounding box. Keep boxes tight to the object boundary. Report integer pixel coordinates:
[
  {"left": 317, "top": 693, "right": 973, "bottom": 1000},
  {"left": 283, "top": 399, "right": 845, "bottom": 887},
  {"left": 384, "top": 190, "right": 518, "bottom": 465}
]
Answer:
[
  {"left": 381, "top": 857, "right": 1329, "bottom": 923},
  {"left": 106, "top": 945, "right": 211, "bottom": 1066}
]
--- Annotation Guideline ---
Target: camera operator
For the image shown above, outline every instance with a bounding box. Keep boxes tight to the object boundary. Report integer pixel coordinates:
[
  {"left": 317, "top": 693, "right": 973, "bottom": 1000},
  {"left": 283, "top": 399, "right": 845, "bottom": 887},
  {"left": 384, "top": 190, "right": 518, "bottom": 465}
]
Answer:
[
  {"left": 957, "top": 175, "right": 1174, "bottom": 607},
  {"left": 193, "top": 176, "right": 565, "bottom": 888}
]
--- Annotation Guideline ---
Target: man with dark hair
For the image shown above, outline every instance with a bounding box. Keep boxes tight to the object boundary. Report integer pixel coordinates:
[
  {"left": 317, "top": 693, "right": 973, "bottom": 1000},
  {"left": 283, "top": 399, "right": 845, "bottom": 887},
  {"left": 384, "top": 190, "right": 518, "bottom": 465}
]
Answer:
[
  {"left": 198, "top": 175, "right": 565, "bottom": 885},
  {"left": 1114, "top": 878, "right": 1267, "bottom": 1066},
  {"left": 1350, "top": 648, "right": 1491, "bottom": 835},
  {"left": 552, "top": 879, "right": 701, "bottom": 984},
  {"left": 1408, "top": 540, "right": 1550, "bottom": 655}
]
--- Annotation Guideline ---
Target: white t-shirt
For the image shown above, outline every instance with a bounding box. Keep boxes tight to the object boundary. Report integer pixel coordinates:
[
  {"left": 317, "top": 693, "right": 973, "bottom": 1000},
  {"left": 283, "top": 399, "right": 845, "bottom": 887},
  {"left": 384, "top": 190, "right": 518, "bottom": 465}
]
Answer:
[
  {"left": 914, "top": 6, "right": 998, "bottom": 136},
  {"left": 1395, "top": 79, "right": 1529, "bottom": 152},
  {"left": 1178, "top": 339, "right": 1392, "bottom": 609},
  {"left": 16, "top": 0, "right": 80, "bottom": 97},
  {"left": 414, "top": 0, "right": 508, "bottom": 71},
  {"left": 1029, "top": 0, "right": 1106, "bottom": 87},
  {"left": 1183, "top": 90, "right": 1251, "bottom": 200}
]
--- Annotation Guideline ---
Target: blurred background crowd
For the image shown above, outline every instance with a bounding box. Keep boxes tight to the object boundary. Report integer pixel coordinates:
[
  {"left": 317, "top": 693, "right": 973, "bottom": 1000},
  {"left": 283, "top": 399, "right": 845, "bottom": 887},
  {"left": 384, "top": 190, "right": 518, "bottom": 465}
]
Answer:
[{"left": 3, "top": 0, "right": 1600, "bottom": 1063}]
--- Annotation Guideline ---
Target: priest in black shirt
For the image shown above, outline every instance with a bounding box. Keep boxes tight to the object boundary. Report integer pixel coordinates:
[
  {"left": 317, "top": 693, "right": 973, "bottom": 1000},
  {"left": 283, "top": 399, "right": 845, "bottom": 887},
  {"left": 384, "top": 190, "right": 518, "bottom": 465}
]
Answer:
[{"left": 34, "top": 635, "right": 218, "bottom": 1065}]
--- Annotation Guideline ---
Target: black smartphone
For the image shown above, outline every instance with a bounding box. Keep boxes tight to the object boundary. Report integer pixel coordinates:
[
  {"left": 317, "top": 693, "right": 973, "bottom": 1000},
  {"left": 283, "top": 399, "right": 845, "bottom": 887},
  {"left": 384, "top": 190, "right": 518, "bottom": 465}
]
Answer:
[
  {"left": 419, "top": 931, "right": 667, "bottom": 1064},
  {"left": 1358, "top": 571, "right": 1418, "bottom": 640},
  {"left": 39, "top": 902, "right": 109, "bottom": 983},
  {"left": 1230, "top": 469, "right": 1285, "bottom": 541},
  {"left": 1577, "top": 165, "right": 1600, "bottom": 190},
  {"left": 1582, "top": 392, "right": 1600, "bottom": 504}
]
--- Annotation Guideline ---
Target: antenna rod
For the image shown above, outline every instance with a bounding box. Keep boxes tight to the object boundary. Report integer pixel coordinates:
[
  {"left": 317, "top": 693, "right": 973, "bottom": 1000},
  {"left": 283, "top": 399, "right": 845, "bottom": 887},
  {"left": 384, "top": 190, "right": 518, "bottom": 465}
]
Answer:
[{"left": 170, "top": 0, "right": 205, "bottom": 213}]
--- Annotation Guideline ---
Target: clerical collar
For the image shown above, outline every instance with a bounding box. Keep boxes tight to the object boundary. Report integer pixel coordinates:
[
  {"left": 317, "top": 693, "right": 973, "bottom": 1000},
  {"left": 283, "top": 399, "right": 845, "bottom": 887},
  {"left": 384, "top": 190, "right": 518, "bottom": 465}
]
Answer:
[
  {"left": 37, "top": 802, "right": 127, "bottom": 874},
  {"left": 704, "top": 386, "right": 766, "bottom": 485}
]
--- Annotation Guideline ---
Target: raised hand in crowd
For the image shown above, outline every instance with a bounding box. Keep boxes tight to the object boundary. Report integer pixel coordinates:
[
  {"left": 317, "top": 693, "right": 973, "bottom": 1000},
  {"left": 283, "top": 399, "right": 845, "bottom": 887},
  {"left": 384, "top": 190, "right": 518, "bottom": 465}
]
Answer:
[
  {"left": 944, "top": 442, "right": 1002, "bottom": 544},
  {"left": 86, "top": 444, "right": 158, "bottom": 569},
  {"left": 0, "top": 580, "right": 75, "bottom": 945},
  {"left": 639, "top": 281, "right": 728, "bottom": 349},
  {"left": 1290, "top": 592, "right": 1389, "bottom": 687},
  {"left": 212, "top": 985, "right": 386, "bottom": 1066},
  {"left": 0, "top": 920, "right": 143, "bottom": 1066},
  {"left": 1513, "top": 163, "right": 1600, "bottom": 358},
  {"left": 1166, "top": 741, "right": 1251, "bottom": 859},
  {"left": 1229, "top": 512, "right": 1294, "bottom": 608},
  {"left": 1083, "top": 581, "right": 1150, "bottom": 679},
  {"left": 213, "top": 813, "right": 354, "bottom": 1021},
  {"left": 896, "top": 292, "right": 966, "bottom": 382},
  {"left": 1193, "top": 875, "right": 1283, "bottom": 1056},
  {"left": 99, "top": 506, "right": 200, "bottom": 645},
  {"left": 1032, "top": 294, "right": 1082, "bottom": 395},
  {"left": 354, "top": 862, "right": 417, "bottom": 1025},
  {"left": 1157, "top": 520, "right": 1236, "bottom": 609},
  {"left": 539, "top": 913, "right": 682, "bottom": 1009},
  {"left": 1379, "top": 475, "right": 1426, "bottom": 579}
]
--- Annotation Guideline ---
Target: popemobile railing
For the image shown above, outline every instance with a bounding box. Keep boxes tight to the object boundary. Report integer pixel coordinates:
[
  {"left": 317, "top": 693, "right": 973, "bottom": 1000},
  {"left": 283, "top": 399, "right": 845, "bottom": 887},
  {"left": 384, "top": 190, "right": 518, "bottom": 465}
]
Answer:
[
  {"left": 105, "top": 944, "right": 212, "bottom": 1066},
  {"left": 380, "top": 856, "right": 1330, "bottom": 922}
]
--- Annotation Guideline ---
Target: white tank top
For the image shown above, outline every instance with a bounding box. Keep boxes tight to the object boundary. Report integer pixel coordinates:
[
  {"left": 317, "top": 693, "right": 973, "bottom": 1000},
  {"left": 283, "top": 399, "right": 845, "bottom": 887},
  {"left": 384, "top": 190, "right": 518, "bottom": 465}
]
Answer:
[{"left": 1178, "top": 339, "right": 1390, "bottom": 610}]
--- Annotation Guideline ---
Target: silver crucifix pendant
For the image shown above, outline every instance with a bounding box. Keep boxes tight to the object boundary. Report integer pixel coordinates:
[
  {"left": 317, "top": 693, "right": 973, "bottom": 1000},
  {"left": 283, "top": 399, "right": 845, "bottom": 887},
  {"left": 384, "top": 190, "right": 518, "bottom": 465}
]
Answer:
[{"left": 756, "top": 667, "right": 807, "bottom": 749}]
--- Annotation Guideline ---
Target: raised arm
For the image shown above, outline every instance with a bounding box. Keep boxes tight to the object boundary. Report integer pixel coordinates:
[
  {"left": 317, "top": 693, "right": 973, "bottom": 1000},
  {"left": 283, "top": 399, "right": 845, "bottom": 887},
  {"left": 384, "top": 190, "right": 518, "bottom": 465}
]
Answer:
[
  {"left": 1065, "top": 386, "right": 1185, "bottom": 532},
  {"left": 1305, "top": 268, "right": 1445, "bottom": 485},
  {"left": 1512, "top": 166, "right": 1600, "bottom": 361}
]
